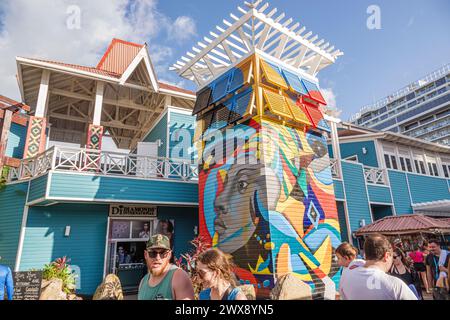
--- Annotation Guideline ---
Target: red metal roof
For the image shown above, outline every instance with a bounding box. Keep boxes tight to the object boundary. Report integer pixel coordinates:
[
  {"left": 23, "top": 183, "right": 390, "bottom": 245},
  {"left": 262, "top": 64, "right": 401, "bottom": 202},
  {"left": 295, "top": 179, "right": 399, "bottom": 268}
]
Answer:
[
  {"left": 356, "top": 214, "right": 450, "bottom": 235},
  {"left": 19, "top": 39, "right": 194, "bottom": 96},
  {"left": 97, "top": 38, "right": 144, "bottom": 75},
  {"left": 0, "top": 95, "right": 29, "bottom": 126},
  {"left": 158, "top": 81, "right": 195, "bottom": 95}
]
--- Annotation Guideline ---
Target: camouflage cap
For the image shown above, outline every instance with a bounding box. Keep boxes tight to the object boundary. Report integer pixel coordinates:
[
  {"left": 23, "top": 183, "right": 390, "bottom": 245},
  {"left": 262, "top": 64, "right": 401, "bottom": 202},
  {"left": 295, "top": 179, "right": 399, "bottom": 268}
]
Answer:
[{"left": 146, "top": 234, "right": 171, "bottom": 251}]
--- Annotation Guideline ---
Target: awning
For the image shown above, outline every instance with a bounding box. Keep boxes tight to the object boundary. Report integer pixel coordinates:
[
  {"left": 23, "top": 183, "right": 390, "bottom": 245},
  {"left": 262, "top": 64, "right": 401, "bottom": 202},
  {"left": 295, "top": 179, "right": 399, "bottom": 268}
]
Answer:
[
  {"left": 412, "top": 200, "right": 450, "bottom": 217},
  {"left": 355, "top": 214, "right": 450, "bottom": 236}
]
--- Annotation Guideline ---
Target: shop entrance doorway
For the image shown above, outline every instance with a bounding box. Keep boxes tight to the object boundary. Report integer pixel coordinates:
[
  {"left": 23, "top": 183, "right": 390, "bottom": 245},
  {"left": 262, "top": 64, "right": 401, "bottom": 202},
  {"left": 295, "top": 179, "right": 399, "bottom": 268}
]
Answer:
[{"left": 104, "top": 214, "right": 176, "bottom": 294}]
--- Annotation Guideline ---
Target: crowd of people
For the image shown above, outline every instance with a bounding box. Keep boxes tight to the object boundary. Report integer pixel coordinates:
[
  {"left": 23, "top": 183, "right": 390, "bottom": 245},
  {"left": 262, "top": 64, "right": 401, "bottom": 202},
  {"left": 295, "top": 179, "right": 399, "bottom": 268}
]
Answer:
[
  {"left": 1, "top": 233, "right": 448, "bottom": 300},
  {"left": 337, "top": 235, "right": 449, "bottom": 300}
]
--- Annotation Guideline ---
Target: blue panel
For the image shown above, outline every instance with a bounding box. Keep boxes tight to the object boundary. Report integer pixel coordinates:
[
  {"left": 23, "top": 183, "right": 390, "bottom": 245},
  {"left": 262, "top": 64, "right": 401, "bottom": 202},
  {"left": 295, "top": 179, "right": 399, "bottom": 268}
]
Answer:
[
  {"left": 230, "top": 88, "right": 252, "bottom": 121},
  {"left": 19, "top": 203, "right": 108, "bottom": 295},
  {"left": 142, "top": 113, "right": 168, "bottom": 157},
  {"left": 48, "top": 172, "right": 198, "bottom": 204},
  {"left": 407, "top": 174, "right": 450, "bottom": 203},
  {"left": 228, "top": 68, "right": 244, "bottom": 93},
  {"left": 333, "top": 179, "right": 345, "bottom": 200},
  {"left": 373, "top": 118, "right": 396, "bottom": 130},
  {"left": 211, "top": 74, "right": 231, "bottom": 103},
  {"left": 368, "top": 185, "right": 392, "bottom": 204},
  {"left": 388, "top": 171, "right": 413, "bottom": 215},
  {"left": 282, "top": 69, "right": 308, "bottom": 95},
  {"left": 28, "top": 174, "right": 48, "bottom": 203},
  {"left": 5, "top": 123, "right": 27, "bottom": 159},
  {"left": 0, "top": 182, "right": 28, "bottom": 269},
  {"left": 341, "top": 162, "right": 372, "bottom": 233},
  {"left": 340, "top": 141, "right": 379, "bottom": 167},
  {"left": 157, "top": 206, "right": 198, "bottom": 258}
]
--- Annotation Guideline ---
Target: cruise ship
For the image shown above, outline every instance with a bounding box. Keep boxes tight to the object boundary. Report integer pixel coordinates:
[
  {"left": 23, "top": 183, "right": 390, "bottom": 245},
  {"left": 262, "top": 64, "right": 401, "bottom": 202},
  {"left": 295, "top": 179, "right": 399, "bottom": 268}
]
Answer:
[{"left": 350, "top": 64, "right": 450, "bottom": 146}]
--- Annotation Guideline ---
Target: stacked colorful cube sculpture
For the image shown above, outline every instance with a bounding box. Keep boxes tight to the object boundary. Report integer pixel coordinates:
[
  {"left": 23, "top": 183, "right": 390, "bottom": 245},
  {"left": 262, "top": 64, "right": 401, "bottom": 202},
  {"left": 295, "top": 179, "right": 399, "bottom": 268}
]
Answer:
[{"left": 192, "top": 54, "right": 342, "bottom": 299}]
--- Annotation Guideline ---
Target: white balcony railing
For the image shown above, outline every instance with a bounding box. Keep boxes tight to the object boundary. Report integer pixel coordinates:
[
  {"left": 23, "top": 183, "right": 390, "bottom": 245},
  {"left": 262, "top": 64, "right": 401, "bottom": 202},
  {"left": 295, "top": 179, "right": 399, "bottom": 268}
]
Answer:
[
  {"left": 330, "top": 158, "right": 340, "bottom": 178},
  {"left": 6, "top": 146, "right": 198, "bottom": 183},
  {"left": 363, "top": 166, "right": 387, "bottom": 185}
]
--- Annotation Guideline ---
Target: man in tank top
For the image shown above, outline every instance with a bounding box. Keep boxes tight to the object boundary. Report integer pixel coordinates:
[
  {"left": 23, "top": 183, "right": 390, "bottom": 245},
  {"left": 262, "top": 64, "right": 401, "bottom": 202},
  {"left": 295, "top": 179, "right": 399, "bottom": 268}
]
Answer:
[{"left": 138, "top": 234, "right": 194, "bottom": 300}]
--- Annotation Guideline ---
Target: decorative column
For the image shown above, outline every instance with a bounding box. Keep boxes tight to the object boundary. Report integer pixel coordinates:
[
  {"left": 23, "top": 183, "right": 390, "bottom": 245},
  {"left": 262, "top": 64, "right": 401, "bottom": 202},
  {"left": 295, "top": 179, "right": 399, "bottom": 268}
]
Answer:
[
  {"left": 86, "top": 81, "right": 104, "bottom": 150},
  {"left": 24, "top": 70, "right": 50, "bottom": 159}
]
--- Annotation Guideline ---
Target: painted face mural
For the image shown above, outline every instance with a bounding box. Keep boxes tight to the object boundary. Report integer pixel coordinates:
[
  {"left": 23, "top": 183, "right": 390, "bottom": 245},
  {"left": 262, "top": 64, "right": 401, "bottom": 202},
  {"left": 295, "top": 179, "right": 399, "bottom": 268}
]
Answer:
[{"left": 198, "top": 118, "right": 341, "bottom": 298}]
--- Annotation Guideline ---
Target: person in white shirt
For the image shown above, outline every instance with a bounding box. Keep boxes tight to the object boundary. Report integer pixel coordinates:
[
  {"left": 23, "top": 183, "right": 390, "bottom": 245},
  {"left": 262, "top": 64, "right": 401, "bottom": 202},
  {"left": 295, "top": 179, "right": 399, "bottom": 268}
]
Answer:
[
  {"left": 341, "top": 234, "right": 418, "bottom": 300},
  {"left": 336, "top": 242, "right": 366, "bottom": 300}
]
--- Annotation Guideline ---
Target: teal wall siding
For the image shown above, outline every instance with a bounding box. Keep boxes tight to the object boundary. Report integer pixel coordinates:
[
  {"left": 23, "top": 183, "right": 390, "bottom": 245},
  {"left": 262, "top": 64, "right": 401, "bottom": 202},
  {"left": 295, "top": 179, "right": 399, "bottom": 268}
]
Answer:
[
  {"left": 327, "top": 145, "right": 333, "bottom": 158},
  {"left": 142, "top": 113, "right": 168, "bottom": 157},
  {"left": 158, "top": 206, "right": 198, "bottom": 257},
  {"left": 339, "top": 141, "right": 378, "bottom": 167},
  {"left": 336, "top": 201, "right": 349, "bottom": 242},
  {"left": 333, "top": 179, "right": 345, "bottom": 200},
  {"left": 407, "top": 174, "right": 450, "bottom": 203},
  {"left": 341, "top": 161, "right": 372, "bottom": 233},
  {"left": 168, "top": 111, "right": 196, "bottom": 161},
  {"left": 5, "top": 122, "right": 27, "bottom": 159},
  {"left": 48, "top": 172, "right": 198, "bottom": 204},
  {"left": 388, "top": 171, "right": 413, "bottom": 215},
  {"left": 19, "top": 204, "right": 108, "bottom": 295},
  {"left": 0, "top": 182, "right": 28, "bottom": 269},
  {"left": 28, "top": 174, "right": 48, "bottom": 203},
  {"left": 367, "top": 185, "right": 392, "bottom": 204}
]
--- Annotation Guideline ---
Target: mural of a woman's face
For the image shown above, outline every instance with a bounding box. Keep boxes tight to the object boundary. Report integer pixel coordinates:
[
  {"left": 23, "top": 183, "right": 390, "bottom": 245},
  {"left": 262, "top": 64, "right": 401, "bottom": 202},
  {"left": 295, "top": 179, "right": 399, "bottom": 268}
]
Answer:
[{"left": 213, "top": 156, "right": 280, "bottom": 254}]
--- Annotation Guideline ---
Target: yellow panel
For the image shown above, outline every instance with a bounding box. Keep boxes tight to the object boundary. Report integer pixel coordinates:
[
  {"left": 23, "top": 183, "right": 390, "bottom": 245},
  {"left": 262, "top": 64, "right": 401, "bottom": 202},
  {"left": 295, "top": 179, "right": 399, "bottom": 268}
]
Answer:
[
  {"left": 260, "top": 60, "right": 288, "bottom": 90},
  {"left": 285, "top": 96, "right": 312, "bottom": 126},
  {"left": 263, "top": 88, "right": 293, "bottom": 119}
]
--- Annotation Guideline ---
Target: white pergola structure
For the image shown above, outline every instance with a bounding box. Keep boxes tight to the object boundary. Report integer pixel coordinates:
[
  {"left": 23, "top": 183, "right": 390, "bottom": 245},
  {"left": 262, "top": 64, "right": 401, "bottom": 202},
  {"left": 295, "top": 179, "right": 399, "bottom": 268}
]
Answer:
[
  {"left": 16, "top": 39, "right": 195, "bottom": 158},
  {"left": 171, "top": 0, "right": 343, "bottom": 87}
]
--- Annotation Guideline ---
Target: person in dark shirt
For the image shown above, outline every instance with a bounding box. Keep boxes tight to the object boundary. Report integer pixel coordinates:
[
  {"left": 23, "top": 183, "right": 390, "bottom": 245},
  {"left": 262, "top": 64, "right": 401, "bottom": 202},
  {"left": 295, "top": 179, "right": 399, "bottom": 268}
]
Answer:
[
  {"left": 425, "top": 239, "right": 449, "bottom": 300},
  {"left": 389, "top": 248, "right": 422, "bottom": 299}
]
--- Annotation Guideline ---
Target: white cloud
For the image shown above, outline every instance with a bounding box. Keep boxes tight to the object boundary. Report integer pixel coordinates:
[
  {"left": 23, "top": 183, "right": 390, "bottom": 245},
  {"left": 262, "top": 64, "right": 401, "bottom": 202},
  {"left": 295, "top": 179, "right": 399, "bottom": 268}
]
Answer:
[
  {"left": 0, "top": 0, "right": 196, "bottom": 100},
  {"left": 321, "top": 88, "right": 337, "bottom": 110},
  {"left": 169, "top": 16, "right": 197, "bottom": 42}
]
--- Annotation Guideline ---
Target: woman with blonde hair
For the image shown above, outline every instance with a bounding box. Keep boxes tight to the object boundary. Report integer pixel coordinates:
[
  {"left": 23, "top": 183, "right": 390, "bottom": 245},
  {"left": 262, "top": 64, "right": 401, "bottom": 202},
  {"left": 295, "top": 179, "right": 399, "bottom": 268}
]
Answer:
[{"left": 196, "top": 249, "right": 247, "bottom": 300}]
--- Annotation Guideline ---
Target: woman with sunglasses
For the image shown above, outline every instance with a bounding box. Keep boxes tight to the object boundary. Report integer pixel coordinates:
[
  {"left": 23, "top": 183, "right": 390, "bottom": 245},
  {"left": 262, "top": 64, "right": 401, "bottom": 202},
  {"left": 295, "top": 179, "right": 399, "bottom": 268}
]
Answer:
[
  {"left": 197, "top": 249, "right": 247, "bottom": 300},
  {"left": 390, "top": 248, "right": 423, "bottom": 299}
]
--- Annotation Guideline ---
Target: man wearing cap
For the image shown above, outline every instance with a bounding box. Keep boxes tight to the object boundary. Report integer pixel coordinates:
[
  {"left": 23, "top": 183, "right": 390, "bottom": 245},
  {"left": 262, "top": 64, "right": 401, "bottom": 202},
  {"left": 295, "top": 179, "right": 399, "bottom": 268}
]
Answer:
[
  {"left": 138, "top": 234, "right": 194, "bottom": 300},
  {"left": 0, "top": 257, "right": 14, "bottom": 300}
]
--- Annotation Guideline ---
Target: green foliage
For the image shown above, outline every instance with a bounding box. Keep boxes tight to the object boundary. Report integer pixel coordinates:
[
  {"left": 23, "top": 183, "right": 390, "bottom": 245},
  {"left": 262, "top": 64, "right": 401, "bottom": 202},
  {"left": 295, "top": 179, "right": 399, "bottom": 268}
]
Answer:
[
  {"left": 175, "top": 236, "right": 211, "bottom": 298},
  {"left": 0, "top": 166, "right": 9, "bottom": 191},
  {"left": 42, "top": 257, "right": 76, "bottom": 294}
]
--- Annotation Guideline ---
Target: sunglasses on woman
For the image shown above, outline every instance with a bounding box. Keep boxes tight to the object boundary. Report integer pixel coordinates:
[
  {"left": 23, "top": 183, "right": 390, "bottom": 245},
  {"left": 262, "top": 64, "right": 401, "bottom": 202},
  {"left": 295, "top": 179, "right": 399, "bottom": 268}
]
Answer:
[
  {"left": 147, "top": 249, "right": 170, "bottom": 259},
  {"left": 393, "top": 255, "right": 400, "bottom": 259}
]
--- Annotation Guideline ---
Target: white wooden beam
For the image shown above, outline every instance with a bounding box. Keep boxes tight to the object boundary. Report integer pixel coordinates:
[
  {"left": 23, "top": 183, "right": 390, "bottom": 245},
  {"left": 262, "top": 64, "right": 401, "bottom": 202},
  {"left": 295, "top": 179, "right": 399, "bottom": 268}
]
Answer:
[
  {"left": 93, "top": 81, "right": 104, "bottom": 126},
  {"left": 35, "top": 69, "right": 51, "bottom": 117}
]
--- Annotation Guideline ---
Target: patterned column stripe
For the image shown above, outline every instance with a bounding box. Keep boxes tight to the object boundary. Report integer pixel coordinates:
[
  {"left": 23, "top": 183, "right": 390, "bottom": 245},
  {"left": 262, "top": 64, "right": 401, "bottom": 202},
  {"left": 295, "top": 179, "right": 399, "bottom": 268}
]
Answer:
[
  {"left": 86, "top": 124, "right": 104, "bottom": 150},
  {"left": 24, "top": 116, "right": 47, "bottom": 159}
]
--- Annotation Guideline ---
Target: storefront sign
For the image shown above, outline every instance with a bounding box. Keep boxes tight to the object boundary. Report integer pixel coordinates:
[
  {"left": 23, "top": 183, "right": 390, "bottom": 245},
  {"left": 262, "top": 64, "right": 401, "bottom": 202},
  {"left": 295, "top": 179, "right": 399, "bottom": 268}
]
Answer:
[
  {"left": 109, "top": 205, "right": 157, "bottom": 217},
  {"left": 12, "top": 271, "right": 43, "bottom": 300}
]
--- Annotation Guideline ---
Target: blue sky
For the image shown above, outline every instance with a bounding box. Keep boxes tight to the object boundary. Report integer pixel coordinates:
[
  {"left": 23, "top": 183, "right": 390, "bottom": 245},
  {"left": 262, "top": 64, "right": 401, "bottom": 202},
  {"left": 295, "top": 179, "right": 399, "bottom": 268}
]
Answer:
[
  {"left": 0, "top": 0, "right": 449, "bottom": 121},
  {"left": 153, "top": 0, "right": 450, "bottom": 119}
]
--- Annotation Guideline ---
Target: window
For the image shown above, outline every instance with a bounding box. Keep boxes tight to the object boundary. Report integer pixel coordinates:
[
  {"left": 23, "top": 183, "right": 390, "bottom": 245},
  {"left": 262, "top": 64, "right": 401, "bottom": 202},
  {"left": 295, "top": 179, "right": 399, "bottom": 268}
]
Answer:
[
  {"left": 419, "top": 161, "right": 426, "bottom": 174},
  {"left": 413, "top": 154, "right": 427, "bottom": 175},
  {"left": 399, "top": 157, "right": 406, "bottom": 171},
  {"left": 442, "top": 164, "right": 450, "bottom": 178},
  {"left": 405, "top": 158, "right": 413, "bottom": 172},
  {"left": 384, "top": 154, "right": 391, "bottom": 169},
  {"left": 390, "top": 155, "right": 398, "bottom": 170}
]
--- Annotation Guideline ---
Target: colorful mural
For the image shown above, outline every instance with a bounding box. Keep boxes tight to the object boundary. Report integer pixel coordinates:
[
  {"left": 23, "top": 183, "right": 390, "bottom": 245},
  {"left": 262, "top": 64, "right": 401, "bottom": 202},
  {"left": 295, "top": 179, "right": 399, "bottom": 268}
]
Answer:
[
  {"left": 194, "top": 54, "right": 342, "bottom": 299},
  {"left": 198, "top": 117, "right": 341, "bottom": 298}
]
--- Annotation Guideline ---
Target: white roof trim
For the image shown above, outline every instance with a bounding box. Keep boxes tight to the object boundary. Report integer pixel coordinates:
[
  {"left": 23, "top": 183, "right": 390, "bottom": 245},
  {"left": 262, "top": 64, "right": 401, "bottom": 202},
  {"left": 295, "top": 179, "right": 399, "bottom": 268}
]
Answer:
[
  {"left": 171, "top": 1, "right": 343, "bottom": 86},
  {"left": 412, "top": 200, "right": 450, "bottom": 211}
]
